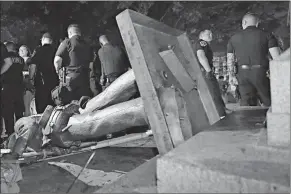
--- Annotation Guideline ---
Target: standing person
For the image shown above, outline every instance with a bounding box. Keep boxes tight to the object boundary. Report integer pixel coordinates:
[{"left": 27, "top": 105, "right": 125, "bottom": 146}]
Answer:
[
  {"left": 53, "top": 24, "right": 94, "bottom": 105},
  {"left": 226, "top": 13, "right": 280, "bottom": 106},
  {"left": 28, "top": 33, "right": 59, "bottom": 113},
  {"left": 98, "top": 35, "right": 130, "bottom": 90},
  {"left": 19, "top": 45, "right": 34, "bottom": 116},
  {"left": 194, "top": 29, "right": 227, "bottom": 118},
  {"left": 1, "top": 42, "right": 13, "bottom": 74},
  {"left": 0, "top": 42, "right": 13, "bottom": 142},
  {"left": 1, "top": 42, "right": 25, "bottom": 137},
  {"left": 90, "top": 46, "right": 102, "bottom": 96}
]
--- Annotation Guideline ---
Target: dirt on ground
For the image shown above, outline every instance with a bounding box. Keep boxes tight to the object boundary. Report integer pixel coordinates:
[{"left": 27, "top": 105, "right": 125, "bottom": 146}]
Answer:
[{"left": 17, "top": 147, "right": 157, "bottom": 193}]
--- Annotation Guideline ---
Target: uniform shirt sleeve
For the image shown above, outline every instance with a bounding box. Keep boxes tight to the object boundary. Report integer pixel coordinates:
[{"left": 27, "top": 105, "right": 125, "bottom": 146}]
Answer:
[
  {"left": 93, "top": 54, "right": 102, "bottom": 76},
  {"left": 195, "top": 40, "right": 207, "bottom": 52},
  {"left": 267, "top": 33, "right": 279, "bottom": 49},
  {"left": 227, "top": 37, "right": 234, "bottom": 53},
  {"left": 98, "top": 48, "right": 104, "bottom": 65},
  {"left": 89, "top": 47, "right": 95, "bottom": 63},
  {"left": 28, "top": 47, "right": 41, "bottom": 66},
  {"left": 55, "top": 39, "right": 68, "bottom": 58},
  {"left": 1, "top": 43, "right": 9, "bottom": 60}
]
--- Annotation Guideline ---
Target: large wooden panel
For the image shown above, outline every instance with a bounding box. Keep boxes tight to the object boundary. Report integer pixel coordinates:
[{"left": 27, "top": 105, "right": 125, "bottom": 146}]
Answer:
[{"left": 116, "top": 9, "right": 224, "bottom": 153}]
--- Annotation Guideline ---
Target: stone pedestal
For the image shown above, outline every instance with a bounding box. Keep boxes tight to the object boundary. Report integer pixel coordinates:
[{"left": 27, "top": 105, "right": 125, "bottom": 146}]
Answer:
[
  {"left": 267, "top": 108, "right": 290, "bottom": 147},
  {"left": 267, "top": 58, "right": 290, "bottom": 146},
  {"left": 157, "top": 130, "right": 290, "bottom": 193}
]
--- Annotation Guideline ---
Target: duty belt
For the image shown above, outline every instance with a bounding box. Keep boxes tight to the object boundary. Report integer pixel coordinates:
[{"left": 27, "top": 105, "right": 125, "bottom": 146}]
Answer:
[
  {"left": 240, "top": 65, "right": 261, "bottom": 69},
  {"left": 105, "top": 72, "right": 122, "bottom": 83},
  {"left": 65, "top": 66, "right": 89, "bottom": 73}
]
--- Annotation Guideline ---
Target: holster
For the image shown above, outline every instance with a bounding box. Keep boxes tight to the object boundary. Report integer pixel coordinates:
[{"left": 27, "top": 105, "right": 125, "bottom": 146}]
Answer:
[
  {"left": 103, "top": 72, "right": 121, "bottom": 85},
  {"left": 51, "top": 67, "right": 72, "bottom": 106}
]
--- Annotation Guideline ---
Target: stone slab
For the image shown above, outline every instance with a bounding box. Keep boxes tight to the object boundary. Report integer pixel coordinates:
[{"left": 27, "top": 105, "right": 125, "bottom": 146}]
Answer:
[
  {"left": 203, "top": 108, "right": 268, "bottom": 132},
  {"left": 267, "top": 108, "right": 290, "bottom": 147},
  {"left": 157, "top": 130, "right": 290, "bottom": 193},
  {"left": 270, "top": 59, "right": 290, "bottom": 113},
  {"left": 95, "top": 156, "right": 158, "bottom": 193}
]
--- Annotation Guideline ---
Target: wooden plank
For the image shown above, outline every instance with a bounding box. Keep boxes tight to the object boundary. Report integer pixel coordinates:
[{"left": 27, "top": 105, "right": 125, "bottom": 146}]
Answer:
[
  {"left": 126, "top": 9, "right": 183, "bottom": 37},
  {"left": 175, "top": 89, "right": 193, "bottom": 140},
  {"left": 116, "top": 9, "right": 226, "bottom": 153},
  {"left": 116, "top": 10, "right": 174, "bottom": 154},
  {"left": 158, "top": 87, "right": 185, "bottom": 147},
  {"left": 111, "top": 136, "right": 156, "bottom": 148},
  {"left": 159, "top": 50, "right": 196, "bottom": 93}
]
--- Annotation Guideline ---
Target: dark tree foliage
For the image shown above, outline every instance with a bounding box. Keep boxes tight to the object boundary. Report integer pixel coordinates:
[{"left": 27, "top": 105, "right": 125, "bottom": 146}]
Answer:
[{"left": 0, "top": 1, "right": 289, "bottom": 52}]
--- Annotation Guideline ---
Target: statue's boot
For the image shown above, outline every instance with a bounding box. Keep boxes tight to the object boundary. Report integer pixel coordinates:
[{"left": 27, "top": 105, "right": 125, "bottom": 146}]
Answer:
[
  {"left": 10, "top": 115, "right": 42, "bottom": 156},
  {"left": 80, "top": 69, "right": 138, "bottom": 114}
]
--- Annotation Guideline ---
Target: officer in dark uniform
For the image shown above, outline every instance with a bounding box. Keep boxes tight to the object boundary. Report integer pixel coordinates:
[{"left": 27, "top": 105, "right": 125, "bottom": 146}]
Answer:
[
  {"left": 90, "top": 46, "right": 102, "bottom": 96},
  {"left": 1, "top": 42, "right": 25, "bottom": 137},
  {"left": 0, "top": 42, "right": 13, "bottom": 141},
  {"left": 0, "top": 42, "right": 13, "bottom": 75},
  {"left": 227, "top": 13, "right": 280, "bottom": 106},
  {"left": 28, "top": 32, "right": 59, "bottom": 113},
  {"left": 194, "top": 29, "right": 227, "bottom": 118},
  {"left": 53, "top": 24, "right": 94, "bottom": 105},
  {"left": 98, "top": 35, "right": 130, "bottom": 90}
]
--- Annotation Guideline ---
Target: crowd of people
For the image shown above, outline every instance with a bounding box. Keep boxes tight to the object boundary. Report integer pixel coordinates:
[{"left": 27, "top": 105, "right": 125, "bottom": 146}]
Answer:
[
  {"left": 0, "top": 24, "right": 131, "bottom": 144},
  {"left": 0, "top": 12, "right": 286, "bottom": 145}
]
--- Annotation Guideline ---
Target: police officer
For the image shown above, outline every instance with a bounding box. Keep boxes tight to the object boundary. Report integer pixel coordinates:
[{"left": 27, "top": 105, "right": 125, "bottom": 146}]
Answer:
[
  {"left": 98, "top": 35, "right": 130, "bottom": 90},
  {"left": 1, "top": 42, "right": 13, "bottom": 75},
  {"left": 90, "top": 46, "right": 102, "bottom": 96},
  {"left": 28, "top": 32, "right": 59, "bottom": 113},
  {"left": 194, "top": 29, "right": 227, "bottom": 118},
  {"left": 1, "top": 42, "right": 25, "bottom": 137},
  {"left": 227, "top": 13, "right": 280, "bottom": 107},
  {"left": 53, "top": 24, "right": 94, "bottom": 105},
  {"left": 1, "top": 42, "right": 13, "bottom": 142}
]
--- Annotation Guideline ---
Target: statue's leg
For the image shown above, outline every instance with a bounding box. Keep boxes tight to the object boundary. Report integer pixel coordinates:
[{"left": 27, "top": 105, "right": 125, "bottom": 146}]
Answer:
[
  {"left": 57, "top": 97, "right": 148, "bottom": 144},
  {"left": 80, "top": 69, "right": 137, "bottom": 114}
]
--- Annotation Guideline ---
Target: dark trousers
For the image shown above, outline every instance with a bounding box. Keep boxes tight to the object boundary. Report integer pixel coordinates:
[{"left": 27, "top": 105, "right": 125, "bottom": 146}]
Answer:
[
  {"left": 1, "top": 84, "right": 24, "bottom": 137},
  {"left": 90, "top": 78, "right": 102, "bottom": 97},
  {"left": 237, "top": 67, "right": 270, "bottom": 106},
  {"left": 67, "top": 72, "right": 91, "bottom": 101},
  {"left": 203, "top": 72, "right": 226, "bottom": 117},
  {"left": 52, "top": 72, "right": 92, "bottom": 106},
  {"left": 35, "top": 85, "right": 56, "bottom": 114}
]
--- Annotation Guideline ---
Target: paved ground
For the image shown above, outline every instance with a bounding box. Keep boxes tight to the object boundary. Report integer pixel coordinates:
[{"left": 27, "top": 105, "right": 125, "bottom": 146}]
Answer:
[{"left": 17, "top": 147, "right": 156, "bottom": 193}]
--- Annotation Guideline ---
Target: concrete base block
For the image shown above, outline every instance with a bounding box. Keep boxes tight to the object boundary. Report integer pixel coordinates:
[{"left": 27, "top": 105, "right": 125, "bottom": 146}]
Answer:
[
  {"left": 270, "top": 59, "right": 290, "bottom": 113},
  {"left": 157, "top": 130, "right": 290, "bottom": 193},
  {"left": 95, "top": 156, "right": 158, "bottom": 193},
  {"left": 267, "top": 109, "right": 290, "bottom": 147}
]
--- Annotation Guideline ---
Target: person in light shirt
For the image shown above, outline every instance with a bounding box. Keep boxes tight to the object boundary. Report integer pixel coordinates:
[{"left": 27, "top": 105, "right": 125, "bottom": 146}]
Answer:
[{"left": 19, "top": 45, "right": 34, "bottom": 116}]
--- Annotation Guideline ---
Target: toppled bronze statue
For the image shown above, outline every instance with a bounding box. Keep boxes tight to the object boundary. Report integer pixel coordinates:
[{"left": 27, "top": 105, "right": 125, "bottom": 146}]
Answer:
[{"left": 6, "top": 69, "right": 149, "bottom": 156}]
